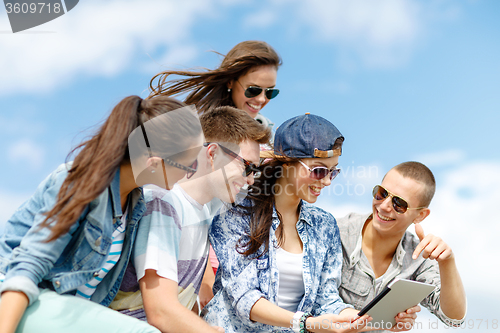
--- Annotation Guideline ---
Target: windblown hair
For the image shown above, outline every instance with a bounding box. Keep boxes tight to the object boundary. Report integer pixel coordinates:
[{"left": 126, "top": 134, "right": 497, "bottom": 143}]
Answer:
[
  {"left": 237, "top": 137, "right": 345, "bottom": 257},
  {"left": 42, "top": 95, "right": 200, "bottom": 241},
  {"left": 200, "top": 106, "right": 271, "bottom": 146},
  {"left": 148, "top": 41, "right": 282, "bottom": 113},
  {"left": 390, "top": 161, "right": 436, "bottom": 207}
]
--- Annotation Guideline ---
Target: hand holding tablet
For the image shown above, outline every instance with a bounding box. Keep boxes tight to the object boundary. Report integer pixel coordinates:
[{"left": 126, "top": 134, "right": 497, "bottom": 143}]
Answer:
[{"left": 356, "top": 279, "right": 435, "bottom": 330}]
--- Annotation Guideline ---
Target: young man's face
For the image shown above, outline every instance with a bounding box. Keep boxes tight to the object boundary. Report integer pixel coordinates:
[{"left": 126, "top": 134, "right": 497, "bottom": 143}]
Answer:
[
  {"left": 371, "top": 169, "right": 428, "bottom": 238},
  {"left": 212, "top": 139, "right": 260, "bottom": 203}
]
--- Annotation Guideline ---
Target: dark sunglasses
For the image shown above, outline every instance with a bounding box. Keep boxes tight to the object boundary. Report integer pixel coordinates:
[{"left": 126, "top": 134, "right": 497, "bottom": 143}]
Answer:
[
  {"left": 237, "top": 81, "right": 279, "bottom": 100},
  {"left": 299, "top": 160, "right": 341, "bottom": 181},
  {"left": 204, "top": 142, "right": 261, "bottom": 177},
  {"left": 163, "top": 158, "right": 198, "bottom": 179},
  {"left": 372, "top": 185, "right": 426, "bottom": 214},
  {"left": 139, "top": 122, "right": 198, "bottom": 179}
]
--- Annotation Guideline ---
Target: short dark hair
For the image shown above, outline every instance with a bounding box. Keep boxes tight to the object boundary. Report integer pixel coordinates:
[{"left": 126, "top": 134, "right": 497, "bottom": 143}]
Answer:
[
  {"left": 390, "top": 161, "right": 436, "bottom": 207},
  {"left": 200, "top": 106, "right": 271, "bottom": 146}
]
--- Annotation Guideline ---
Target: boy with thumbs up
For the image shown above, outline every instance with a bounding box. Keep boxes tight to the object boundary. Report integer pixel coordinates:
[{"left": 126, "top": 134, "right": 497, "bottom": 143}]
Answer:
[{"left": 337, "top": 161, "right": 466, "bottom": 330}]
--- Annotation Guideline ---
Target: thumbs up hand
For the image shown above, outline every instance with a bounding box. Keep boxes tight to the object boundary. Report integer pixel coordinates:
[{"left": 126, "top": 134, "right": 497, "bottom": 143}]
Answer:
[{"left": 412, "top": 223, "right": 454, "bottom": 262}]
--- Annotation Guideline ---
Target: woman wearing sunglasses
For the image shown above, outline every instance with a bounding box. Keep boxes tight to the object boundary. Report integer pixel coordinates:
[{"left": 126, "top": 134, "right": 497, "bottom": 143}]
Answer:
[
  {"left": 200, "top": 114, "right": 375, "bottom": 333},
  {"left": 149, "top": 40, "right": 281, "bottom": 308},
  {"left": 149, "top": 40, "right": 281, "bottom": 130},
  {"left": 0, "top": 96, "right": 203, "bottom": 333}
]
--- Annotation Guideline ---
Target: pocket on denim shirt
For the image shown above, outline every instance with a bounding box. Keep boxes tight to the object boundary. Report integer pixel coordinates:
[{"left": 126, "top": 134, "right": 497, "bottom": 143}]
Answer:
[
  {"left": 339, "top": 268, "right": 373, "bottom": 310},
  {"left": 56, "top": 219, "right": 111, "bottom": 271}
]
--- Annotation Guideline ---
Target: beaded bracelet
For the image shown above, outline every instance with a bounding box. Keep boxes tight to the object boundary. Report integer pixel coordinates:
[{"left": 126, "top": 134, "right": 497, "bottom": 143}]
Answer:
[{"left": 298, "top": 312, "right": 312, "bottom": 333}]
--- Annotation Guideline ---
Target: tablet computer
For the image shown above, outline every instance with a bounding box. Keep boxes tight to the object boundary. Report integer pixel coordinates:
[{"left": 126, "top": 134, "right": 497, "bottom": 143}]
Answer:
[{"left": 357, "top": 279, "right": 436, "bottom": 330}]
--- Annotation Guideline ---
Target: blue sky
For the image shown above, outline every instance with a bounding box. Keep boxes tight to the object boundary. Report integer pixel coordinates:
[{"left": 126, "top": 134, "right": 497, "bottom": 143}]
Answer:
[{"left": 1, "top": 0, "right": 499, "bottom": 331}]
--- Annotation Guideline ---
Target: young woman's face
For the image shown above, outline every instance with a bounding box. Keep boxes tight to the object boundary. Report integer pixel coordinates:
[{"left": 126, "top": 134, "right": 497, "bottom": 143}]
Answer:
[
  {"left": 279, "top": 156, "right": 339, "bottom": 204},
  {"left": 228, "top": 65, "right": 278, "bottom": 119}
]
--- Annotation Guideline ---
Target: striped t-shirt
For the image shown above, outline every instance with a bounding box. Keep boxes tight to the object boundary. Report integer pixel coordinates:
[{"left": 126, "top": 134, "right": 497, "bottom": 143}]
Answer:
[{"left": 76, "top": 209, "right": 128, "bottom": 299}]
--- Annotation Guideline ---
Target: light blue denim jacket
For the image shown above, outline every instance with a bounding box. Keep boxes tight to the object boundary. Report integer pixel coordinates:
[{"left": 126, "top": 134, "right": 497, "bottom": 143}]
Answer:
[
  {"left": 202, "top": 200, "right": 351, "bottom": 332},
  {"left": 0, "top": 163, "right": 145, "bottom": 306}
]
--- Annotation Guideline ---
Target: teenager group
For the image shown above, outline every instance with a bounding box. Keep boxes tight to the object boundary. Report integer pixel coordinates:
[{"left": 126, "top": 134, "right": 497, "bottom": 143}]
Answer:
[{"left": 0, "top": 41, "right": 466, "bottom": 333}]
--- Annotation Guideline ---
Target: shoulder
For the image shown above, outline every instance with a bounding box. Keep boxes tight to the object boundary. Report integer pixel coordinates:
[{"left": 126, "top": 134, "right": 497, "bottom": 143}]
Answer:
[
  {"left": 300, "top": 202, "right": 340, "bottom": 239},
  {"left": 143, "top": 186, "right": 181, "bottom": 221},
  {"left": 301, "top": 202, "right": 336, "bottom": 225},
  {"left": 254, "top": 113, "right": 274, "bottom": 130},
  {"left": 336, "top": 212, "right": 370, "bottom": 233}
]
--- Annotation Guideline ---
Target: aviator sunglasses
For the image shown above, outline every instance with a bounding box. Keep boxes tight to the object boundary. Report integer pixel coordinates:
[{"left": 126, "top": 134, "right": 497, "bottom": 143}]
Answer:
[
  {"left": 139, "top": 122, "right": 198, "bottom": 179},
  {"left": 237, "top": 81, "right": 280, "bottom": 100},
  {"left": 299, "top": 160, "right": 341, "bottom": 181},
  {"left": 372, "top": 185, "right": 426, "bottom": 214},
  {"left": 204, "top": 142, "right": 261, "bottom": 177}
]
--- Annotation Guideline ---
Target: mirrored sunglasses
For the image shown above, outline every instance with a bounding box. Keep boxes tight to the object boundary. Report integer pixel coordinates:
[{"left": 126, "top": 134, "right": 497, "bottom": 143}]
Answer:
[
  {"left": 299, "top": 160, "right": 341, "bottom": 181},
  {"left": 372, "top": 185, "right": 426, "bottom": 214}
]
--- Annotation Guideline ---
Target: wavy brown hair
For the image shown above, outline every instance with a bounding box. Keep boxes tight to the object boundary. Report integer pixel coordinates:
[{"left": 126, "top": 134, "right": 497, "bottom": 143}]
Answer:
[
  {"left": 148, "top": 41, "right": 282, "bottom": 113},
  {"left": 237, "top": 137, "right": 345, "bottom": 257},
  {"left": 42, "top": 95, "right": 199, "bottom": 241}
]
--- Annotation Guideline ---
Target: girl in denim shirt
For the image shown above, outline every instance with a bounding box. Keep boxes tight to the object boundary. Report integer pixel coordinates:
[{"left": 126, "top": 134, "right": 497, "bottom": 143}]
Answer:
[
  {"left": 0, "top": 96, "right": 203, "bottom": 333},
  {"left": 201, "top": 114, "right": 372, "bottom": 333}
]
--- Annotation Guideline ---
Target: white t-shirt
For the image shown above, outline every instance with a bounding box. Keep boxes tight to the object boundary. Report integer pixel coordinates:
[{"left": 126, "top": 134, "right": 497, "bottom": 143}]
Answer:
[
  {"left": 276, "top": 247, "right": 305, "bottom": 312},
  {"left": 133, "top": 184, "right": 213, "bottom": 310}
]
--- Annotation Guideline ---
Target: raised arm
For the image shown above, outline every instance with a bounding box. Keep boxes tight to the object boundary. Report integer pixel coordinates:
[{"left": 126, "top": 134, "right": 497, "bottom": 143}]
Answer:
[{"left": 412, "top": 223, "right": 466, "bottom": 324}]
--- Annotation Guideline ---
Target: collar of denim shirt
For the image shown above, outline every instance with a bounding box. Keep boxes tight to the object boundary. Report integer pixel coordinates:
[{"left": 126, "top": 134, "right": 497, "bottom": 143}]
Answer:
[
  {"left": 270, "top": 200, "right": 312, "bottom": 230},
  {"left": 108, "top": 167, "right": 125, "bottom": 226}
]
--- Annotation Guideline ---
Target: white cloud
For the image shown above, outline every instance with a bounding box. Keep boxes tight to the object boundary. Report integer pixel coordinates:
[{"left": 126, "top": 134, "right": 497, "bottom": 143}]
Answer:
[
  {"left": 423, "top": 161, "right": 500, "bottom": 298},
  {"left": 7, "top": 139, "right": 46, "bottom": 170},
  {"left": 243, "top": 0, "right": 460, "bottom": 69},
  {"left": 414, "top": 149, "right": 466, "bottom": 167},
  {"left": 243, "top": 9, "right": 277, "bottom": 29},
  {"left": 295, "top": 0, "right": 421, "bottom": 68},
  {"left": 0, "top": 0, "right": 220, "bottom": 96}
]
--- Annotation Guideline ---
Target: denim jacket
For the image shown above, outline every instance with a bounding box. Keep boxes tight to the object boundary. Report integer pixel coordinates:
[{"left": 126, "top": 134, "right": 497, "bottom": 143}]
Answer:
[
  {"left": 201, "top": 200, "right": 350, "bottom": 333},
  {"left": 0, "top": 163, "right": 145, "bottom": 306}
]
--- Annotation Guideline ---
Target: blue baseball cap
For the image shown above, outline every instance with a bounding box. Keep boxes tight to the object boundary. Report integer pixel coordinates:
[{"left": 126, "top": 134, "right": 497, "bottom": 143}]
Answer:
[{"left": 261, "top": 113, "right": 344, "bottom": 159}]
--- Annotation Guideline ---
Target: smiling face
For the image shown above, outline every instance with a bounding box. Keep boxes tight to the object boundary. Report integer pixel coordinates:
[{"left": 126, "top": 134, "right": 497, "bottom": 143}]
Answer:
[
  {"left": 278, "top": 157, "right": 339, "bottom": 204},
  {"left": 371, "top": 169, "right": 430, "bottom": 238},
  {"left": 212, "top": 139, "right": 260, "bottom": 203},
  {"left": 228, "top": 65, "right": 278, "bottom": 119}
]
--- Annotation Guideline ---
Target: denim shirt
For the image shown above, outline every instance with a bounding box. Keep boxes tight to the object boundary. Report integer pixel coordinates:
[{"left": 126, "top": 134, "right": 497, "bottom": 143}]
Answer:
[
  {"left": 0, "top": 163, "right": 145, "bottom": 306},
  {"left": 201, "top": 200, "right": 350, "bottom": 333}
]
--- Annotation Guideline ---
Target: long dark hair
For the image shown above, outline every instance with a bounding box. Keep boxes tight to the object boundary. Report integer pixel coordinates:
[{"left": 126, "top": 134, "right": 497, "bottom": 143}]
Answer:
[
  {"left": 148, "top": 41, "right": 282, "bottom": 113},
  {"left": 238, "top": 138, "right": 345, "bottom": 257},
  {"left": 42, "top": 96, "right": 200, "bottom": 241}
]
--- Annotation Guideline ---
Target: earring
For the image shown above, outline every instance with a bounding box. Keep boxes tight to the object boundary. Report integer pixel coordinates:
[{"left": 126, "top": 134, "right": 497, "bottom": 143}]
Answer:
[
  {"left": 227, "top": 88, "right": 231, "bottom": 92},
  {"left": 151, "top": 169, "right": 156, "bottom": 174}
]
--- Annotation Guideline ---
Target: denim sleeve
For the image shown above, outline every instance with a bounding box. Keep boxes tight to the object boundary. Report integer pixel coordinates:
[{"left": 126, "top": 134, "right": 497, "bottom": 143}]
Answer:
[
  {"left": 415, "top": 259, "right": 466, "bottom": 327},
  {"left": 0, "top": 165, "right": 78, "bottom": 305},
  {"left": 313, "top": 217, "right": 352, "bottom": 316},
  {"left": 209, "top": 207, "right": 266, "bottom": 324}
]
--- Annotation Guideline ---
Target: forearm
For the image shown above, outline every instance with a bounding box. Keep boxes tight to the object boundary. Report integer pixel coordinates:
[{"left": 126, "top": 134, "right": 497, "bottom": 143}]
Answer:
[
  {"left": 438, "top": 257, "right": 466, "bottom": 320},
  {"left": 0, "top": 291, "right": 29, "bottom": 333},
  {"left": 249, "top": 297, "right": 294, "bottom": 328},
  {"left": 199, "top": 260, "right": 215, "bottom": 308},
  {"left": 141, "top": 270, "right": 220, "bottom": 333},
  {"left": 146, "top": 301, "right": 220, "bottom": 333}
]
